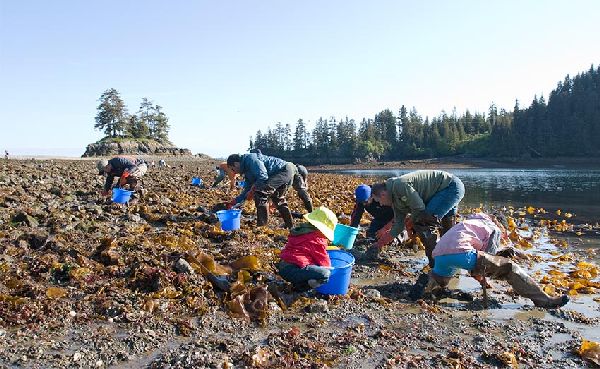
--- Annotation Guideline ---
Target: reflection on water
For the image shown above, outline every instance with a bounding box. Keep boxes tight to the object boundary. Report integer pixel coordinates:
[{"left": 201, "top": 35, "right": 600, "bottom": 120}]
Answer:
[{"left": 327, "top": 168, "right": 600, "bottom": 221}]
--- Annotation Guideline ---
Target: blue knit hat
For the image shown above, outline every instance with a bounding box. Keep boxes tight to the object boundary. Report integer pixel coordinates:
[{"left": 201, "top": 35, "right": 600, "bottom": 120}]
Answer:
[{"left": 355, "top": 184, "right": 371, "bottom": 202}]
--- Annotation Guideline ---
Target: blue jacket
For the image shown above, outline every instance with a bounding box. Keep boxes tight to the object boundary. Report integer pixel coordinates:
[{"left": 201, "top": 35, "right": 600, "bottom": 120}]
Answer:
[{"left": 235, "top": 153, "right": 288, "bottom": 203}]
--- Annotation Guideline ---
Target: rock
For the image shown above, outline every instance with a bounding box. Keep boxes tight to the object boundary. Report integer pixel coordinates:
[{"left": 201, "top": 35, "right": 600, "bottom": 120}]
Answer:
[
  {"left": 128, "top": 213, "right": 142, "bottom": 223},
  {"left": 174, "top": 259, "right": 195, "bottom": 274},
  {"left": 18, "top": 231, "right": 48, "bottom": 249},
  {"left": 12, "top": 212, "right": 39, "bottom": 227},
  {"left": 363, "top": 288, "right": 382, "bottom": 300},
  {"left": 82, "top": 139, "right": 192, "bottom": 157},
  {"left": 306, "top": 299, "right": 328, "bottom": 314}
]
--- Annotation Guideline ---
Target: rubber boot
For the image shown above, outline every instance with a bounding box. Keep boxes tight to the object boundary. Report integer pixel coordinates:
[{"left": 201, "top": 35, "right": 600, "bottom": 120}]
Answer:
[
  {"left": 301, "top": 195, "right": 314, "bottom": 214},
  {"left": 278, "top": 205, "right": 294, "bottom": 229},
  {"left": 473, "top": 253, "right": 570, "bottom": 309},
  {"left": 413, "top": 222, "right": 439, "bottom": 268},
  {"left": 440, "top": 215, "right": 456, "bottom": 236},
  {"left": 256, "top": 205, "right": 269, "bottom": 227}
]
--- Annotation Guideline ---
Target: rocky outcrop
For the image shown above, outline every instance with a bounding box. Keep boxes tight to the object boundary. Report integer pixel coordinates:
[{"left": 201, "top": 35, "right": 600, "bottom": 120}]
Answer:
[{"left": 82, "top": 140, "right": 192, "bottom": 157}]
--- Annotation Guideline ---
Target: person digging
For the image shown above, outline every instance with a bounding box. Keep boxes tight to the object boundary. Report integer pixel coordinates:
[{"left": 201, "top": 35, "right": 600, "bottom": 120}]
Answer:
[
  {"left": 419, "top": 212, "right": 569, "bottom": 309},
  {"left": 226, "top": 152, "right": 294, "bottom": 228},
  {"left": 369, "top": 170, "right": 465, "bottom": 266}
]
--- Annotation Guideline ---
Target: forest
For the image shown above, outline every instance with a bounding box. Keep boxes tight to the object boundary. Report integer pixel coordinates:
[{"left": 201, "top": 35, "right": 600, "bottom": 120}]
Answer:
[{"left": 250, "top": 65, "right": 600, "bottom": 163}]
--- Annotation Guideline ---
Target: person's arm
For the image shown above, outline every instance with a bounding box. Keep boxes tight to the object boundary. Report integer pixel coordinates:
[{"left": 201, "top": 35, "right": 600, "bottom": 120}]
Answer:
[
  {"left": 350, "top": 202, "right": 365, "bottom": 228},
  {"left": 234, "top": 178, "right": 252, "bottom": 204},
  {"left": 212, "top": 169, "right": 225, "bottom": 187},
  {"left": 104, "top": 174, "right": 114, "bottom": 193},
  {"left": 399, "top": 183, "right": 426, "bottom": 214},
  {"left": 248, "top": 157, "right": 269, "bottom": 189},
  {"left": 389, "top": 210, "right": 407, "bottom": 238}
]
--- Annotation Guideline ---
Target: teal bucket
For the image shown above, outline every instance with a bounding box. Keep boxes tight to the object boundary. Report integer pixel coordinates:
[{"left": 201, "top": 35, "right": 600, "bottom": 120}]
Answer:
[
  {"left": 191, "top": 177, "right": 202, "bottom": 186},
  {"left": 112, "top": 188, "right": 133, "bottom": 203},
  {"left": 216, "top": 209, "right": 242, "bottom": 231},
  {"left": 333, "top": 224, "right": 360, "bottom": 250},
  {"left": 316, "top": 250, "right": 355, "bottom": 295}
]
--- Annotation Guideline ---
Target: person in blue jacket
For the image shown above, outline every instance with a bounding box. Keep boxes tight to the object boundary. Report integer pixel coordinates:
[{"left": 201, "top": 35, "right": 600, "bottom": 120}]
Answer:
[{"left": 227, "top": 152, "right": 294, "bottom": 228}]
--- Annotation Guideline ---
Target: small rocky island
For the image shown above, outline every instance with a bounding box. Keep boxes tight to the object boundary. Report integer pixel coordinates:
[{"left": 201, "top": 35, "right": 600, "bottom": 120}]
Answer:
[
  {"left": 82, "top": 138, "right": 191, "bottom": 157},
  {"left": 83, "top": 88, "right": 192, "bottom": 157}
]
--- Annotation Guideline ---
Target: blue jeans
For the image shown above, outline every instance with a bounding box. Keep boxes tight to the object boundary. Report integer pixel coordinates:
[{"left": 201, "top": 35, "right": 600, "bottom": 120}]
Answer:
[
  {"left": 432, "top": 250, "right": 478, "bottom": 277},
  {"left": 278, "top": 261, "right": 331, "bottom": 291},
  {"left": 425, "top": 176, "right": 465, "bottom": 218}
]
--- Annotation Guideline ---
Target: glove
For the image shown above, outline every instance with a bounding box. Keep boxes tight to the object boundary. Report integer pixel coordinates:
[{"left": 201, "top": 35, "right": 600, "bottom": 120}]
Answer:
[
  {"left": 376, "top": 230, "right": 394, "bottom": 248},
  {"left": 376, "top": 221, "right": 394, "bottom": 239},
  {"left": 118, "top": 171, "right": 130, "bottom": 187},
  {"left": 100, "top": 190, "right": 109, "bottom": 197},
  {"left": 404, "top": 216, "right": 415, "bottom": 238},
  {"left": 414, "top": 211, "right": 438, "bottom": 225},
  {"left": 226, "top": 199, "right": 238, "bottom": 209},
  {"left": 245, "top": 187, "right": 255, "bottom": 201},
  {"left": 495, "top": 248, "right": 516, "bottom": 258}
]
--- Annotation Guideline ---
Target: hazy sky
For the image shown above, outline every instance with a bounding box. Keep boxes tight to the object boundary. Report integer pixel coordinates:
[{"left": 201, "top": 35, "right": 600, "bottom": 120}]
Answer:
[{"left": 1, "top": 0, "right": 598, "bottom": 158}]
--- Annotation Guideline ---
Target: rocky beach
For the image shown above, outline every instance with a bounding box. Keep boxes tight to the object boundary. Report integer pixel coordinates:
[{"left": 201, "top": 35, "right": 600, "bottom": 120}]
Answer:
[{"left": 0, "top": 157, "right": 599, "bottom": 368}]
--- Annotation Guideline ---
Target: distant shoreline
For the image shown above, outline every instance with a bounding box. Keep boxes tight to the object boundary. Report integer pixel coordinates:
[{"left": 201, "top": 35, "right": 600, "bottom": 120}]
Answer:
[
  {"left": 306, "top": 156, "right": 600, "bottom": 170},
  {"left": 4, "top": 155, "right": 599, "bottom": 170}
]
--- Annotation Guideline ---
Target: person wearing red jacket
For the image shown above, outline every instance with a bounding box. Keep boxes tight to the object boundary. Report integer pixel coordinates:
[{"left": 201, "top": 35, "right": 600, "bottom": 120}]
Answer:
[{"left": 278, "top": 206, "right": 338, "bottom": 291}]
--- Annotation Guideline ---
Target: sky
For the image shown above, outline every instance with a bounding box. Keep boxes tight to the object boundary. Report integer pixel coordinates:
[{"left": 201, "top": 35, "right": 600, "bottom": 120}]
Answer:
[{"left": 1, "top": 0, "right": 599, "bottom": 158}]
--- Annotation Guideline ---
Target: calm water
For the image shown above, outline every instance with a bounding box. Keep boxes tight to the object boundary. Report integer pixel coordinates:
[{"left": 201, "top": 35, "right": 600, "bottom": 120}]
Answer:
[{"left": 328, "top": 168, "right": 600, "bottom": 222}]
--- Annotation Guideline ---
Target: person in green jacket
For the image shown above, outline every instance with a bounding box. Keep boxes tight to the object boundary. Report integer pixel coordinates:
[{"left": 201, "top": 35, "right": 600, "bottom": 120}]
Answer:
[{"left": 370, "top": 170, "right": 465, "bottom": 267}]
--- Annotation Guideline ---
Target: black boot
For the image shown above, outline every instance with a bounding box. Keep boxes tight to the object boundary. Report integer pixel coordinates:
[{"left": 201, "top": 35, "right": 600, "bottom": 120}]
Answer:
[
  {"left": 256, "top": 205, "right": 269, "bottom": 227},
  {"left": 413, "top": 219, "right": 440, "bottom": 268},
  {"left": 278, "top": 205, "right": 294, "bottom": 229}
]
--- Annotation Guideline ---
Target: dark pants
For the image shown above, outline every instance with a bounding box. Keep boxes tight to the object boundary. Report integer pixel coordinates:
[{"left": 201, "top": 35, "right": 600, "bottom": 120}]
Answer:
[
  {"left": 278, "top": 260, "right": 331, "bottom": 291},
  {"left": 255, "top": 163, "right": 294, "bottom": 228},
  {"left": 292, "top": 165, "right": 313, "bottom": 213}
]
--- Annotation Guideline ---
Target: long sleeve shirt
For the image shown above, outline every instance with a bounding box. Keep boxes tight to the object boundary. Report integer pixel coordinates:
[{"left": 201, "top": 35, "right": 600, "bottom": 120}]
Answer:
[
  {"left": 104, "top": 156, "right": 143, "bottom": 191},
  {"left": 387, "top": 170, "right": 454, "bottom": 238},
  {"left": 432, "top": 213, "right": 499, "bottom": 257},
  {"left": 350, "top": 199, "right": 394, "bottom": 227},
  {"left": 234, "top": 153, "right": 288, "bottom": 204}
]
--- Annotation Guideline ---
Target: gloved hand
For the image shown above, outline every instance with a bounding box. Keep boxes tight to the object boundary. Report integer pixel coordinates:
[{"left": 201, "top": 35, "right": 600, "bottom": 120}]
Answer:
[
  {"left": 100, "top": 190, "right": 109, "bottom": 197},
  {"left": 414, "top": 211, "right": 438, "bottom": 225},
  {"left": 245, "top": 186, "right": 255, "bottom": 201},
  {"left": 495, "top": 248, "right": 516, "bottom": 258},
  {"left": 118, "top": 171, "right": 130, "bottom": 187},
  {"left": 226, "top": 199, "right": 238, "bottom": 209},
  {"left": 404, "top": 216, "right": 415, "bottom": 238},
  {"left": 376, "top": 221, "right": 394, "bottom": 239},
  {"left": 376, "top": 230, "right": 394, "bottom": 248}
]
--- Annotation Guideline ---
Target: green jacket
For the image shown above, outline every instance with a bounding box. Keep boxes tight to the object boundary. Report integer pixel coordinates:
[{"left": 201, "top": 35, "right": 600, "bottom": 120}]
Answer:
[{"left": 386, "top": 170, "right": 454, "bottom": 237}]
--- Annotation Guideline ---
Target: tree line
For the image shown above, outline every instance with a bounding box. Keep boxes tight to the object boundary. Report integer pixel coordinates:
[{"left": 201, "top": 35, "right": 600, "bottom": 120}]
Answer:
[
  {"left": 94, "top": 88, "right": 171, "bottom": 144},
  {"left": 250, "top": 65, "right": 600, "bottom": 163}
]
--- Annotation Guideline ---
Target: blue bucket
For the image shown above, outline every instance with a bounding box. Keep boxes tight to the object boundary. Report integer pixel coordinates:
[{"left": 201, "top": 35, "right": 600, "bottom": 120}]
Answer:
[
  {"left": 112, "top": 188, "right": 133, "bottom": 203},
  {"left": 191, "top": 177, "right": 202, "bottom": 186},
  {"left": 333, "top": 224, "right": 360, "bottom": 250},
  {"left": 216, "top": 209, "right": 242, "bottom": 231},
  {"left": 316, "top": 250, "right": 355, "bottom": 295},
  {"left": 237, "top": 180, "right": 246, "bottom": 188}
]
